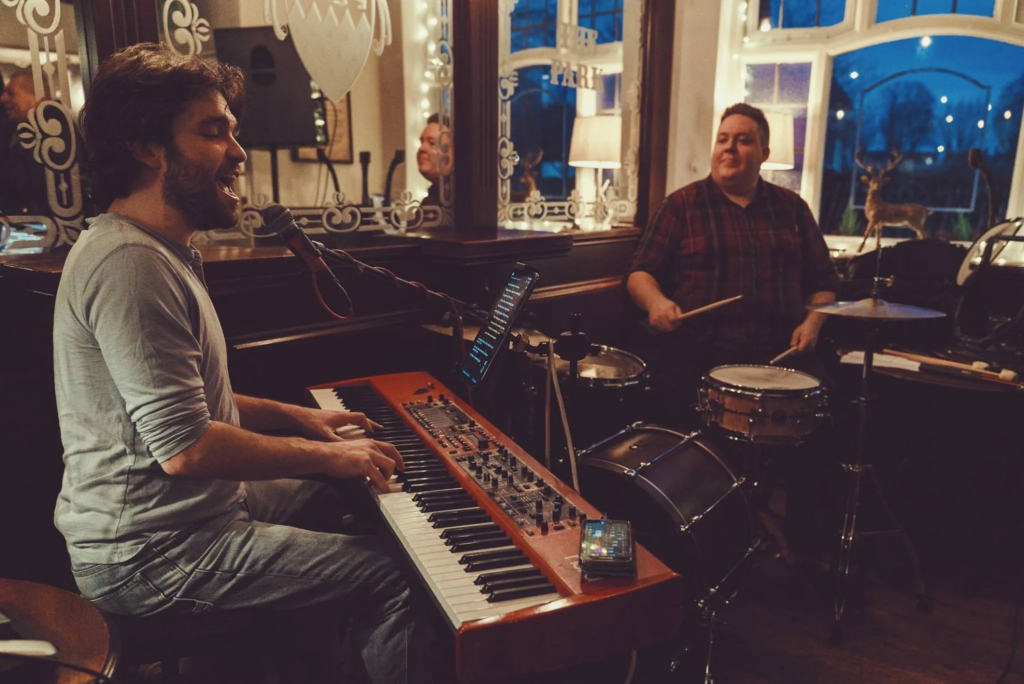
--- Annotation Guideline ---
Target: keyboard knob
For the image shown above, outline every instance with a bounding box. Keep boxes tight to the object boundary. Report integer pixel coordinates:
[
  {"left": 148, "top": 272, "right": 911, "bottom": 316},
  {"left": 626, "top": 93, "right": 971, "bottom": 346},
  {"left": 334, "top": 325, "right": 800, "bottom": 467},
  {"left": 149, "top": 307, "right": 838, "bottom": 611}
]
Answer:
[
  {"left": 568, "top": 506, "right": 577, "bottom": 519},
  {"left": 537, "top": 478, "right": 546, "bottom": 487},
  {"left": 540, "top": 520, "right": 549, "bottom": 534},
  {"left": 478, "top": 438, "right": 491, "bottom": 450},
  {"left": 554, "top": 495, "right": 564, "bottom": 505},
  {"left": 481, "top": 451, "right": 490, "bottom": 462},
  {"left": 427, "top": 395, "right": 433, "bottom": 403},
  {"left": 509, "top": 455, "right": 517, "bottom": 468},
  {"left": 579, "top": 512, "right": 587, "bottom": 522},
  {"left": 552, "top": 509, "right": 561, "bottom": 523},
  {"left": 543, "top": 486, "right": 553, "bottom": 497}
]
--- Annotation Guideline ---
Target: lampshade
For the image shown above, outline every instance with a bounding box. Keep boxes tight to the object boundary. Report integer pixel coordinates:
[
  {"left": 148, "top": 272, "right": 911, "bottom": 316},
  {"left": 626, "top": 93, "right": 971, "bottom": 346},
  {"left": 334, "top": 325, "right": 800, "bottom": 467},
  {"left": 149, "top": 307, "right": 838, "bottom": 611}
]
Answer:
[
  {"left": 762, "top": 110, "right": 795, "bottom": 171},
  {"left": 568, "top": 115, "right": 622, "bottom": 169}
]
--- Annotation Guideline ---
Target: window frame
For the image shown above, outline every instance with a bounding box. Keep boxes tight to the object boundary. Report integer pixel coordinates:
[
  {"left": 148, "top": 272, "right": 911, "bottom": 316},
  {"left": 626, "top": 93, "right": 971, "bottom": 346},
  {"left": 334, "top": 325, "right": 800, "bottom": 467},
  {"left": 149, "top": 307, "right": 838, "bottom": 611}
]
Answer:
[{"left": 717, "top": 0, "right": 1024, "bottom": 221}]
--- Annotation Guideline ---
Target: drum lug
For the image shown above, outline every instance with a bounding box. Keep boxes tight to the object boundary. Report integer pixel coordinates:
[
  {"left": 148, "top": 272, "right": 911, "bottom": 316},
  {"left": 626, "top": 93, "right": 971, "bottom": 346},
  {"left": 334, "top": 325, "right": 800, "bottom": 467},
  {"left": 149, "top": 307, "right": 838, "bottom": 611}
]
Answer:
[{"left": 680, "top": 514, "right": 703, "bottom": 534}]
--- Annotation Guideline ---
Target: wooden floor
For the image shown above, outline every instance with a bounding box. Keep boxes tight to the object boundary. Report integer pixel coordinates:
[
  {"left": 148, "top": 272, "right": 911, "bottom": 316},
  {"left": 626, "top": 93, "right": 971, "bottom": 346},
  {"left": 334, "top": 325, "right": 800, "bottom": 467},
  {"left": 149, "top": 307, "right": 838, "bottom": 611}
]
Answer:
[{"left": 710, "top": 555, "right": 1023, "bottom": 684}]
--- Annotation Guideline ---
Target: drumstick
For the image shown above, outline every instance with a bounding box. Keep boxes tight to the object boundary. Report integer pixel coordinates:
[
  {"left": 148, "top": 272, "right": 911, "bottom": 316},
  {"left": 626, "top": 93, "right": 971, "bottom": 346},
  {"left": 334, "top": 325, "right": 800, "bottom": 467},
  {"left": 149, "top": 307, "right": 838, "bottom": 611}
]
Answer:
[
  {"left": 770, "top": 346, "right": 799, "bottom": 365},
  {"left": 675, "top": 295, "right": 744, "bottom": 322},
  {"left": 881, "top": 349, "right": 1020, "bottom": 383}
]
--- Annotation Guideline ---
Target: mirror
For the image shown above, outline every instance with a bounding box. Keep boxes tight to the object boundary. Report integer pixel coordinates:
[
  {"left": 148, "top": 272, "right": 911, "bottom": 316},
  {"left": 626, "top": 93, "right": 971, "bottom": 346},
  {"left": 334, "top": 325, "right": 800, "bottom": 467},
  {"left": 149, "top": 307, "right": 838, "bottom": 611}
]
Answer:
[
  {"left": 157, "top": 0, "right": 454, "bottom": 241},
  {"left": 497, "top": 0, "right": 643, "bottom": 231},
  {"left": 0, "top": 0, "right": 86, "bottom": 253}
]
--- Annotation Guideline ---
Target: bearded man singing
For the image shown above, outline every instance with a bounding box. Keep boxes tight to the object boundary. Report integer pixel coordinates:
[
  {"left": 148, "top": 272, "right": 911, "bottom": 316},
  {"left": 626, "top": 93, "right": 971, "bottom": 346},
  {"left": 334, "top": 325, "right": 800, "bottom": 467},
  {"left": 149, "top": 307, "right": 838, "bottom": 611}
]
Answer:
[{"left": 53, "top": 44, "right": 431, "bottom": 683}]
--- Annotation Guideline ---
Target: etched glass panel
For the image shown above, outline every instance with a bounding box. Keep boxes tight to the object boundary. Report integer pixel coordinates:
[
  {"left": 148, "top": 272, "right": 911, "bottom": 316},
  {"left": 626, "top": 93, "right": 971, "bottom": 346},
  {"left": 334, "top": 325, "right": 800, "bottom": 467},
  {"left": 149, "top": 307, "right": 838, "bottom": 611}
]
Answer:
[
  {"left": 0, "top": 1, "right": 86, "bottom": 252},
  {"left": 498, "top": 0, "right": 644, "bottom": 231},
  {"left": 157, "top": 0, "right": 454, "bottom": 242}
]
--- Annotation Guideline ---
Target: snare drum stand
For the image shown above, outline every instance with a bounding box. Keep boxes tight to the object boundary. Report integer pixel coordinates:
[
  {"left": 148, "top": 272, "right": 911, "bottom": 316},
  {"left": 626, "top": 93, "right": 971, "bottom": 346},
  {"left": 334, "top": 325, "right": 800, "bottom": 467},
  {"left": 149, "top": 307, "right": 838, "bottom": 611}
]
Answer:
[{"left": 831, "top": 292, "right": 931, "bottom": 645}]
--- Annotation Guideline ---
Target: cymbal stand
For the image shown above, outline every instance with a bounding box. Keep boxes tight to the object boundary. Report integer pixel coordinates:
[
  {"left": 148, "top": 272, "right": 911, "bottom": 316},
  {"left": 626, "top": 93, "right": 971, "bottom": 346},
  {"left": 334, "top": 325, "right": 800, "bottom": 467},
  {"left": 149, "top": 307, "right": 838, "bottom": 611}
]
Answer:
[{"left": 832, "top": 293, "right": 931, "bottom": 644}]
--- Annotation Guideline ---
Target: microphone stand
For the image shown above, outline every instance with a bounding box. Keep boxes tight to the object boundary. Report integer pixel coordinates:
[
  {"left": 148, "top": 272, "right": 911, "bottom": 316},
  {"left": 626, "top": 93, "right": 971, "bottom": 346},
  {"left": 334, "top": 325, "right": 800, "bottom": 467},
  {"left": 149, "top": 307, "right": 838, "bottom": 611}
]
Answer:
[{"left": 511, "top": 313, "right": 599, "bottom": 489}]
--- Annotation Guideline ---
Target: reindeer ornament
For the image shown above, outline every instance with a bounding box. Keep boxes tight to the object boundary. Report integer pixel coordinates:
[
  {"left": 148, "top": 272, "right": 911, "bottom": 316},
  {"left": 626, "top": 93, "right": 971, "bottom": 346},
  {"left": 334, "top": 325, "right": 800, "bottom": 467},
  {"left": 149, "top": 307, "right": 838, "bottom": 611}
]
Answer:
[{"left": 855, "top": 149, "right": 931, "bottom": 253}]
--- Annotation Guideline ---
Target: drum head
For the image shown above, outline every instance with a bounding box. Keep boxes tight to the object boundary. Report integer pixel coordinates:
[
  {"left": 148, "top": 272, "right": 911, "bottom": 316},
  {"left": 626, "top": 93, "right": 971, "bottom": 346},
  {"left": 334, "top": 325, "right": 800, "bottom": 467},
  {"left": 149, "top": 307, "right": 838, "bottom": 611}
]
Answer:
[
  {"left": 540, "top": 346, "right": 646, "bottom": 382},
  {"left": 708, "top": 364, "right": 819, "bottom": 391}
]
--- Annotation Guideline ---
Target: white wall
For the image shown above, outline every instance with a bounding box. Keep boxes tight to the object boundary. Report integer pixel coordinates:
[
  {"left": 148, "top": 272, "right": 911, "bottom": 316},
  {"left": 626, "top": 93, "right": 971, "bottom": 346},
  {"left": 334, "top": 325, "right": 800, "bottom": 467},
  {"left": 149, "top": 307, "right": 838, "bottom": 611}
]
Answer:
[
  {"left": 210, "top": 0, "right": 397, "bottom": 207},
  {"left": 664, "top": 0, "right": 722, "bottom": 195}
]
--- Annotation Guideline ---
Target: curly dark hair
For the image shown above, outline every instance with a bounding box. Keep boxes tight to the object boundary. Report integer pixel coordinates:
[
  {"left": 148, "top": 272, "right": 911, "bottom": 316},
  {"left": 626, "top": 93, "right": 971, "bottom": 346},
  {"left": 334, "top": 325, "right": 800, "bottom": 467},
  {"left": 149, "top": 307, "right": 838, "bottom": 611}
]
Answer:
[
  {"left": 721, "top": 102, "right": 770, "bottom": 147},
  {"left": 80, "top": 43, "right": 245, "bottom": 211}
]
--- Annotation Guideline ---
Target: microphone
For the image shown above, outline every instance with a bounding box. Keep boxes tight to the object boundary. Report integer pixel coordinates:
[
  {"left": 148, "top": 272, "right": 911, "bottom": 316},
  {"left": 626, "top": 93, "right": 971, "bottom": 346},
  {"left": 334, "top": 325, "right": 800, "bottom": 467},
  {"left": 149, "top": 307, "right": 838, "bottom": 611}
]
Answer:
[
  {"left": 262, "top": 204, "right": 328, "bottom": 274},
  {"left": 262, "top": 203, "right": 353, "bottom": 318}
]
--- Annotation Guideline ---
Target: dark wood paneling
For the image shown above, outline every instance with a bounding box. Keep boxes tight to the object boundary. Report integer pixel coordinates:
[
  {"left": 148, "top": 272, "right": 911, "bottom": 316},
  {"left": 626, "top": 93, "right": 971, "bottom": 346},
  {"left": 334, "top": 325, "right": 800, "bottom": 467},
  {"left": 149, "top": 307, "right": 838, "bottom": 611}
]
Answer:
[
  {"left": 452, "top": 0, "right": 500, "bottom": 234},
  {"left": 636, "top": 0, "right": 676, "bottom": 228},
  {"left": 76, "top": 0, "right": 160, "bottom": 93}
]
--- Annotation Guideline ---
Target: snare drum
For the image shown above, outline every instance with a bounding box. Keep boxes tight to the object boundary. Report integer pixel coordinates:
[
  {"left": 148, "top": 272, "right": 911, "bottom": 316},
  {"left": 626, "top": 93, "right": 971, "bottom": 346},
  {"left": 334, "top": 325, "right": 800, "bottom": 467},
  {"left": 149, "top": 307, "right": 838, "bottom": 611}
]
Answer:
[{"left": 698, "top": 365, "right": 829, "bottom": 444}]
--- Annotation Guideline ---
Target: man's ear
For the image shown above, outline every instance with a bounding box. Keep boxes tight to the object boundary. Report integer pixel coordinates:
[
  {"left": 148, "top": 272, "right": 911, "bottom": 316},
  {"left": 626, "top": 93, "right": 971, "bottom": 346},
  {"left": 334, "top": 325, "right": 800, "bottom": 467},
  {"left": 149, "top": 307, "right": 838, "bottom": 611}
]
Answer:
[
  {"left": 762, "top": 145, "right": 771, "bottom": 161},
  {"left": 127, "top": 141, "right": 164, "bottom": 171}
]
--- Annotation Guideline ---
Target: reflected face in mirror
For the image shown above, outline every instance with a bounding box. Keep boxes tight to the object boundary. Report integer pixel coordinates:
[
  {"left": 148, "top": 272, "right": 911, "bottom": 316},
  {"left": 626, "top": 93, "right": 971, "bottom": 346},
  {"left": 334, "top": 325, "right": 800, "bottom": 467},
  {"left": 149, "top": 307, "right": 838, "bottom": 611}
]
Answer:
[
  {"left": 711, "top": 114, "right": 769, "bottom": 193},
  {"left": 417, "top": 118, "right": 443, "bottom": 183},
  {"left": 1, "top": 73, "right": 41, "bottom": 123},
  {"left": 163, "top": 91, "right": 247, "bottom": 230}
]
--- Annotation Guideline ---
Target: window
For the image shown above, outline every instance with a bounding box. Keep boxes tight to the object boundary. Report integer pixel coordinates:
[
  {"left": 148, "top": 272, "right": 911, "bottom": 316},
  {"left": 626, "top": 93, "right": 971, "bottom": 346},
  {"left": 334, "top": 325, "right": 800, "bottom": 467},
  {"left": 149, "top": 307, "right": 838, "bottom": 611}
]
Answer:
[
  {"left": 759, "top": 0, "right": 846, "bottom": 30},
  {"left": 511, "top": 0, "right": 559, "bottom": 52},
  {"left": 509, "top": 66, "right": 578, "bottom": 200},
  {"left": 578, "top": 0, "right": 624, "bottom": 44},
  {"left": 876, "top": 0, "right": 995, "bottom": 23},
  {"left": 821, "top": 36, "right": 1024, "bottom": 240},
  {"left": 745, "top": 62, "right": 812, "bottom": 193}
]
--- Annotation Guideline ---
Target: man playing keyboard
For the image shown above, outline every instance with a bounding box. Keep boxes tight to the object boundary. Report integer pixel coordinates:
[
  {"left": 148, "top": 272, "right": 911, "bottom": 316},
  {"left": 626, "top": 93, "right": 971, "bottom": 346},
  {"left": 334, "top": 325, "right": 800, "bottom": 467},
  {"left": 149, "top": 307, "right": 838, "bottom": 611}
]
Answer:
[{"left": 53, "top": 43, "right": 430, "bottom": 683}]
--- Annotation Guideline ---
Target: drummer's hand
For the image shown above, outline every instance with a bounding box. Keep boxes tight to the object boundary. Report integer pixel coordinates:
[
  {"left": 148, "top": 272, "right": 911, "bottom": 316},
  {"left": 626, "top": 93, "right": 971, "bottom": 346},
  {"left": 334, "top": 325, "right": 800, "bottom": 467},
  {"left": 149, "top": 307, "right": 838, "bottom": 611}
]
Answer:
[
  {"left": 790, "top": 320, "right": 821, "bottom": 354},
  {"left": 649, "top": 298, "right": 684, "bottom": 333}
]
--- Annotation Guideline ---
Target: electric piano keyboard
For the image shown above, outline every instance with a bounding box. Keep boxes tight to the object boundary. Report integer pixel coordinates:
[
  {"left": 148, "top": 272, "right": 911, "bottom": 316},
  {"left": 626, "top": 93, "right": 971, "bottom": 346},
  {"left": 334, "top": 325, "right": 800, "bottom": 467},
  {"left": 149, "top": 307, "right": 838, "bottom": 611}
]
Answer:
[{"left": 309, "top": 371, "right": 683, "bottom": 682}]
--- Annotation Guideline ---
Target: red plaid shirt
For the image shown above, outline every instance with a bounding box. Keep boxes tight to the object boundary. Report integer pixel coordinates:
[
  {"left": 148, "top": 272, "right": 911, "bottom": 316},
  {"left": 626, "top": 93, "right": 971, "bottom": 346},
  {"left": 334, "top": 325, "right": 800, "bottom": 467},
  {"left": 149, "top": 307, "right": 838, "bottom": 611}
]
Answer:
[{"left": 630, "top": 176, "right": 840, "bottom": 349}]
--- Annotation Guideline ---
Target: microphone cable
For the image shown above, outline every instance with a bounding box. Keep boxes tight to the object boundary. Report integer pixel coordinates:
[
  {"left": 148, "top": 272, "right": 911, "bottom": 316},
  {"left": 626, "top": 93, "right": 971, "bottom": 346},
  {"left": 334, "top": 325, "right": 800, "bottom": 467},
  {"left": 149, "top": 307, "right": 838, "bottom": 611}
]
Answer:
[
  {"left": 0, "top": 652, "right": 116, "bottom": 683},
  {"left": 319, "top": 247, "right": 466, "bottom": 364}
]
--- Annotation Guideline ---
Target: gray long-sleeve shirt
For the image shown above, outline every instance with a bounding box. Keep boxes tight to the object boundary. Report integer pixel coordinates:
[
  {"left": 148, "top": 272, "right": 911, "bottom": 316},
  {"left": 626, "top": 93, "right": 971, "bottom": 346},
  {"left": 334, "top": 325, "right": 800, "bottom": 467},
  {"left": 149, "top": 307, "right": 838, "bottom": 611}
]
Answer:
[{"left": 53, "top": 214, "right": 243, "bottom": 565}]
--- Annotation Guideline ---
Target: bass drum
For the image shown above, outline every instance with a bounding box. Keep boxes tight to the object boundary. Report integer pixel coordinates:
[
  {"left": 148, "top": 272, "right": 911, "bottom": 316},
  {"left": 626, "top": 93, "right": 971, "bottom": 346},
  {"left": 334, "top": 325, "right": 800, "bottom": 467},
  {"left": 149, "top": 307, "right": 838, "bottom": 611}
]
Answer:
[{"left": 578, "top": 423, "right": 759, "bottom": 610}]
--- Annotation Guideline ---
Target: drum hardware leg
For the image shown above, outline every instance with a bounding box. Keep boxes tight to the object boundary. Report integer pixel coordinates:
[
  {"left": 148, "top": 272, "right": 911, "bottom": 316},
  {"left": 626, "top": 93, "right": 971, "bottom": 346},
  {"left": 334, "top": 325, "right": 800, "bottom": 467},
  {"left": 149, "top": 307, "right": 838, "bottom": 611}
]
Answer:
[{"left": 834, "top": 329, "right": 930, "bottom": 640}]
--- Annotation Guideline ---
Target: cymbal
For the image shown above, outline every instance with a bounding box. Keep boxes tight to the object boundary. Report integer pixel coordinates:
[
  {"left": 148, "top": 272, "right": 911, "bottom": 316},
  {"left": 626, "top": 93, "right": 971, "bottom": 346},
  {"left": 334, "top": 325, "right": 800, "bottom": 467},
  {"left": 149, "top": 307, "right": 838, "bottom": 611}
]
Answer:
[{"left": 807, "top": 298, "right": 946, "bottom": 321}]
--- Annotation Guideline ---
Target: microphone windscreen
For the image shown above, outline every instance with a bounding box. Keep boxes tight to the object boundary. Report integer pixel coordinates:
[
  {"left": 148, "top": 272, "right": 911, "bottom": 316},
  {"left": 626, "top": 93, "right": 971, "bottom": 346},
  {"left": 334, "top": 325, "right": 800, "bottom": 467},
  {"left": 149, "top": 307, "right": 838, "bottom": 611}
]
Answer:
[{"left": 261, "top": 203, "right": 294, "bottom": 234}]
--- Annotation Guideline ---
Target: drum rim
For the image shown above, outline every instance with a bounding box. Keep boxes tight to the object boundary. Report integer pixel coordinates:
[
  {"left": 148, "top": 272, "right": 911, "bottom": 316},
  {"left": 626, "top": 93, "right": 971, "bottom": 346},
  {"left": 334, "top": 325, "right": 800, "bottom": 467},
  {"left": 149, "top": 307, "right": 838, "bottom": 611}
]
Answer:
[
  {"left": 705, "top": 364, "right": 822, "bottom": 392},
  {"left": 531, "top": 344, "right": 648, "bottom": 387}
]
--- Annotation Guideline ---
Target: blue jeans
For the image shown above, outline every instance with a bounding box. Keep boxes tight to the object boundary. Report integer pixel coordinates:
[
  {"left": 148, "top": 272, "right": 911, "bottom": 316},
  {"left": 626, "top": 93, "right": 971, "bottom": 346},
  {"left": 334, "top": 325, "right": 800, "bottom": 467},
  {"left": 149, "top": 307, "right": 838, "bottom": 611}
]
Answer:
[{"left": 71, "top": 479, "right": 430, "bottom": 684}]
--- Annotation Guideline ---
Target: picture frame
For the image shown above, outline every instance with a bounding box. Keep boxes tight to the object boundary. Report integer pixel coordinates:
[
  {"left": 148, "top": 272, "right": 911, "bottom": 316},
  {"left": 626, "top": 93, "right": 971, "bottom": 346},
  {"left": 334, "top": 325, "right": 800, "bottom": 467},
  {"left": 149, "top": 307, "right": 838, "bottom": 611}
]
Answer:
[{"left": 292, "top": 93, "right": 353, "bottom": 164}]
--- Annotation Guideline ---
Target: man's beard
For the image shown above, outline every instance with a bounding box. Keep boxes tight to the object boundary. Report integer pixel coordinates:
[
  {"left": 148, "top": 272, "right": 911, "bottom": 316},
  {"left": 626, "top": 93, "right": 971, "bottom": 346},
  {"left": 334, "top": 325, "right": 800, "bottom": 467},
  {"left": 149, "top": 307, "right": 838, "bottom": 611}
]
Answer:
[{"left": 163, "top": 146, "right": 238, "bottom": 231}]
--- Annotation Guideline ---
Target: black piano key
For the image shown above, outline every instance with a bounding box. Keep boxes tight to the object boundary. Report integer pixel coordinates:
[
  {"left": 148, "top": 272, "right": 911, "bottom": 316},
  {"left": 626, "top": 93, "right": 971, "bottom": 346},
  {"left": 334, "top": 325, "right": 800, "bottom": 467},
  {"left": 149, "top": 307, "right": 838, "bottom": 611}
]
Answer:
[
  {"left": 464, "top": 555, "right": 531, "bottom": 572},
  {"left": 407, "top": 481, "right": 459, "bottom": 493},
  {"left": 433, "top": 513, "right": 491, "bottom": 529},
  {"left": 419, "top": 499, "right": 476, "bottom": 513},
  {"left": 428, "top": 509, "right": 484, "bottom": 524},
  {"left": 440, "top": 524, "right": 501, "bottom": 540},
  {"left": 487, "top": 583, "right": 556, "bottom": 603},
  {"left": 439, "top": 523, "right": 498, "bottom": 539},
  {"left": 474, "top": 568, "right": 543, "bottom": 586},
  {"left": 483, "top": 576, "right": 552, "bottom": 593},
  {"left": 412, "top": 489, "right": 464, "bottom": 503},
  {"left": 450, "top": 537, "right": 512, "bottom": 553},
  {"left": 458, "top": 548, "right": 523, "bottom": 565},
  {"left": 444, "top": 530, "right": 508, "bottom": 547}
]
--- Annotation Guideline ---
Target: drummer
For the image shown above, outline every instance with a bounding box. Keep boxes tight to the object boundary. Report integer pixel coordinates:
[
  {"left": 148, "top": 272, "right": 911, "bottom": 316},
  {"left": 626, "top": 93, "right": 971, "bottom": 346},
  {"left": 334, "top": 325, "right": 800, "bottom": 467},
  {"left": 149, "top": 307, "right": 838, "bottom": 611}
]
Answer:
[{"left": 626, "top": 103, "right": 841, "bottom": 561}]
